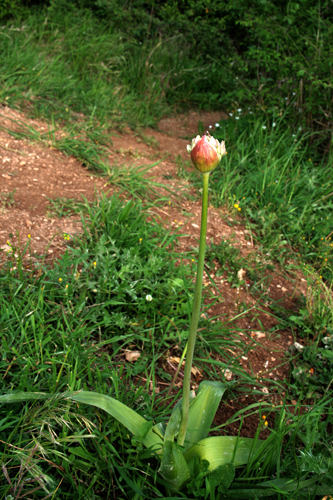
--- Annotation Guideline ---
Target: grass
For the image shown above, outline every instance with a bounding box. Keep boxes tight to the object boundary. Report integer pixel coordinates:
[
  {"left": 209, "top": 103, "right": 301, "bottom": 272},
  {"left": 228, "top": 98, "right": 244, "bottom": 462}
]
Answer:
[
  {"left": 0, "top": 195, "right": 261, "bottom": 499},
  {"left": 1, "top": 194, "right": 332, "bottom": 498},
  {"left": 0, "top": 188, "right": 16, "bottom": 211},
  {"left": 0, "top": 9, "right": 195, "bottom": 129},
  {"left": 198, "top": 109, "right": 333, "bottom": 281},
  {"left": 0, "top": 5, "right": 333, "bottom": 499}
]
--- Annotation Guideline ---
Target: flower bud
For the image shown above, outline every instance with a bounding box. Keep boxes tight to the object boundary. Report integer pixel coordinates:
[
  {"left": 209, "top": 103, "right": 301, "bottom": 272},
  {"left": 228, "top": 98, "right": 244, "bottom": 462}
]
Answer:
[{"left": 187, "top": 133, "right": 226, "bottom": 173}]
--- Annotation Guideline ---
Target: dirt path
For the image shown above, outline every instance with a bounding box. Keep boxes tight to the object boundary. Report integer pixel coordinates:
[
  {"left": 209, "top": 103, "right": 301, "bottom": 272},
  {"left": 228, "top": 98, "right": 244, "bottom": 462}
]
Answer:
[{"left": 0, "top": 104, "right": 306, "bottom": 399}]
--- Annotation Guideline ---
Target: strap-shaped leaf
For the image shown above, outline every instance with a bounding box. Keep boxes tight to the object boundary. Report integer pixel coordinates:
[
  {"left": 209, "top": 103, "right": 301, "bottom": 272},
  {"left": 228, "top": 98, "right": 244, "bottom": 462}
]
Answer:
[
  {"left": 184, "top": 436, "right": 263, "bottom": 471},
  {"left": 159, "top": 440, "right": 191, "bottom": 491},
  {"left": 223, "top": 475, "right": 330, "bottom": 498},
  {"left": 0, "top": 391, "right": 162, "bottom": 451},
  {"left": 184, "top": 381, "right": 227, "bottom": 450},
  {"left": 158, "top": 405, "right": 191, "bottom": 490},
  {"left": 0, "top": 392, "right": 49, "bottom": 403},
  {"left": 66, "top": 391, "right": 163, "bottom": 451},
  {"left": 164, "top": 405, "right": 182, "bottom": 442}
]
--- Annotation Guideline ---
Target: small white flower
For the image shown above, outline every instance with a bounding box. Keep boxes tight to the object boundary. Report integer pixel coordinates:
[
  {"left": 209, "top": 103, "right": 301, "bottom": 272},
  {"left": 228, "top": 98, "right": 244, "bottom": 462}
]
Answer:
[
  {"left": 209, "top": 125, "right": 212, "bottom": 129},
  {"left": 237, "top": 108, "right": 242, "bottom": 112},
  {"left": 215, "top": 123, "right": 220, "bottom": 127},
  {"left": 145, "top": 294, "right": 153, "bottom": 302},
  {"left": 229, "top": 113, "right": 233, "bottom": 116},
  {"left": 249, "top": 111, "right": 253, "bottom": 114},
  {"left": 272, "top": 122, "right": 276, "bottom": 127},
  {"left": 262, "top": 125, "right": 266, "bottom": 129},
  {"left": 235, "top": 116, "right": 239, "bottom": 120}
]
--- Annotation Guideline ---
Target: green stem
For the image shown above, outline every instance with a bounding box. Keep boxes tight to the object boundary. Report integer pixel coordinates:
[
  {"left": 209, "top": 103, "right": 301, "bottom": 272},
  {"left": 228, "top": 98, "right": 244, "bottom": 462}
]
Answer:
[{"left": 177, "top": 172, "right": 209, "bottom": 447}]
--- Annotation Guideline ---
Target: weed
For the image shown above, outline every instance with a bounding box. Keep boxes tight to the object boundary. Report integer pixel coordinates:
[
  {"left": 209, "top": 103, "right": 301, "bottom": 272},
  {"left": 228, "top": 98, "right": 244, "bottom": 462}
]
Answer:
[
  {"left": 46, "top": 196, "right": 87, "bottom": 218},
  {"left": 0, "top": 189, "right": 16, "bottom": 211}
]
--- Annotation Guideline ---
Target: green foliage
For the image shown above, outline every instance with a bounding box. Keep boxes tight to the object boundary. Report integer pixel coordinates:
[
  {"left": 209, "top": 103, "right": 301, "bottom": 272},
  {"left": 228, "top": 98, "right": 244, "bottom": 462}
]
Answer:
[
  {"left": 205, "top": 240, "right": 271, "bottom": 293},
  {"left": 291, "top": 339, "right": 333, "bottom": 397},
  {"left": 0, "top": 382, "right": 264, "bottom": 495},
  {"left": 0, "top": 10, "right": 177, "bottom": 128},
  {"left": 46, "top": 196, "right": 87, "bottom": 218},
  {"left": 0, "top": 0, "right": 21, "bottom": 19},
  {"left": 0, "top": 189, "right": 16, "bottom": 210},
  {"left": 0, "top": 1, "right": 333, "bottom": 497},
  {"left": 2, "top": 0, "right": 333, "bottom": 138},
  {"left": 0, "top": 195, "right": 192, "bottom": 393},
  {"left": 72, "top": 0, "right": 333, "bottom": 134},
  {"left": 208, "top": 111, "right": 333, "bottom": 279}
]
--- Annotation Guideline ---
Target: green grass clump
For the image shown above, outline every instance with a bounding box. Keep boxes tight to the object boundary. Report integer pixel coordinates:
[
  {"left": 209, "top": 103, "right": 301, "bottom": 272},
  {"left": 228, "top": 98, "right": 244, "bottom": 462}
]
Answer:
[
  {"left": 205, "top": 111, "right": 333, "bottom": 280},
  {"left": 0, "top": 9, "right": 195, "bottom": 129},
  {"left": 0, "top": 195, "right": 193, "bottom": 393},
  {"left": 0, "top": 195, "right": 191, "bottom": 497}
]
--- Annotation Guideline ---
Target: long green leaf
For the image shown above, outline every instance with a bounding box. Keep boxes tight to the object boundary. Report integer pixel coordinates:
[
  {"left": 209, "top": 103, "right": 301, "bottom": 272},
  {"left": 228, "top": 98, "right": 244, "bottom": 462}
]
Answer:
[
  {"left": 66, "top": 391, "right": 163, "bottom": 451},
  {"left": 158, "top": 404, "right": 191, "bottom": 490},
  {"left": 159, "top": 440, "right": 191, "bottom": 491},
  {"left": 225, "top": 475, "right": 331, "bottom": 498},
  {"left": 185, "top": 381, "right": 227, "bottom": 451},
  {"left": 0, "top": 392, "right": 49, "bottom": 403},
  {"left": 0, "top": 391, "right": 163, "bottom": 451},
  {"left": 184, "top": 436, "right": 263, "bottom": 471}
]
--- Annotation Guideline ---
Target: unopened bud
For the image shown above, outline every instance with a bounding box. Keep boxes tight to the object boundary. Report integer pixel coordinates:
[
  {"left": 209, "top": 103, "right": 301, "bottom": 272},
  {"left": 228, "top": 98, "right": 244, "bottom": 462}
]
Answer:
[{"left": 187, "top": 133, "right": 226, "bottom": 173}]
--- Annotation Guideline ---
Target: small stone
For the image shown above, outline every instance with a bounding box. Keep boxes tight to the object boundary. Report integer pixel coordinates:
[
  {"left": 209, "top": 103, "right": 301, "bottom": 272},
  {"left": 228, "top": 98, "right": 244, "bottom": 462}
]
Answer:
[
  {"left": 221, "top": 368, "right": 233, "bottom": 381},
  {"left": 125, "top": 350, "right": 141, "bottom": 362},
  {"left": 19, "top": 161, "right": 26, "bottom": 166}
]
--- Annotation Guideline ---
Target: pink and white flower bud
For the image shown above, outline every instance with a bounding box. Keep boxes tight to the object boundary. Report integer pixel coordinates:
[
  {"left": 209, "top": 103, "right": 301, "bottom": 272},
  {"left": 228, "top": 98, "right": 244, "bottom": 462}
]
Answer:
[{"left": 187, "top": 133, "right": 226, "bottom": 173}]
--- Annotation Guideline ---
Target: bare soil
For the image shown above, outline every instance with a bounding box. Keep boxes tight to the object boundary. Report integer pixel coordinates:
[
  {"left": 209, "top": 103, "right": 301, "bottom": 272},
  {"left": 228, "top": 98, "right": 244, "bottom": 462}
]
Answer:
[{"left": 0, "top": 104, "right": 307, "bottom": 437}]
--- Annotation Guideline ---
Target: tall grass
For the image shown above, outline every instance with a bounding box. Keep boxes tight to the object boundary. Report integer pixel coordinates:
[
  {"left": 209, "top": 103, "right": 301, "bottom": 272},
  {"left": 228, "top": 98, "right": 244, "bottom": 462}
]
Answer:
[
  {"left": 0, "top": 194, "right": 260, "bottom": 499},
  {"left": 0, "top": 9, "right": 197, "bottom": 128},
  {"left": 201, "top": 110, "right": 333, "bottom": 280}
]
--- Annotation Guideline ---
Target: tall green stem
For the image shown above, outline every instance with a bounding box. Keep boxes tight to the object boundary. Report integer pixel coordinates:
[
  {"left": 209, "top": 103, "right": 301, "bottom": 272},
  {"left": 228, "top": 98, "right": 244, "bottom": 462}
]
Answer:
[{"left": 178, "top": 172, "right": 210, "bottom": 447}]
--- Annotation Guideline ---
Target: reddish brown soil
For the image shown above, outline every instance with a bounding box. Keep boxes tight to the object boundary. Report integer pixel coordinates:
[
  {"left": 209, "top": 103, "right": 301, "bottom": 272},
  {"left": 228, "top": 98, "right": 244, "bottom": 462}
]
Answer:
[{"left": 0, "top": 104, "right": 307, "bottom": 437}]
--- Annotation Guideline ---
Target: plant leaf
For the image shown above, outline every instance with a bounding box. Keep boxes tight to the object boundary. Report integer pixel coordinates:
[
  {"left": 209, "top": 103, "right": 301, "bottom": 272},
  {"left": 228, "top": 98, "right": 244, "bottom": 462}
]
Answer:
[
  {"left": 209, "top": 463, "right": 235, "bottom": 493},
  {"left": 66, "top": 391, "right": 163, "bottom": 451},
  {"left": 159, "top": 440, "right": 191, "bottom": 491},
  {"left": 158, "top": 404, "right": 191, "bottom": 490},
  {"left": 184, "top": 381, "right": 228, "bottom": 450},
  {"left": 0, "top": 392, "right": 49, "bottom": 403},
  {"left": 224, "top": 475, "right": 331, "bottom": 498},
  {"left": 184, "top": 436, "right": 262, "bottom": 471},
  {"left": 164, "top": 404, "right": 182, "bottom": 442}
]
